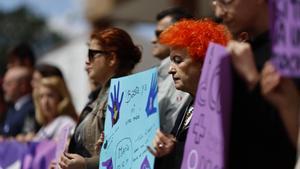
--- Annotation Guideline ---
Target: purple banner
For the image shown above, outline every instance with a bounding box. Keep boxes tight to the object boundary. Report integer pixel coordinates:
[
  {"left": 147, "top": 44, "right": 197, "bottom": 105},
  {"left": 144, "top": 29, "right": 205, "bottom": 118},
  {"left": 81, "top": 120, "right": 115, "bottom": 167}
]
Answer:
[
  {"left": 0, "top": 140, "right": 56, "bottom": 169},
  {"left": 180, "top": 43, "right": 232, "bottom": 169},
  {"left": 270, "top": 0, "right": 300, "bottom": 77},
  {"left": 55, "top": 125, "right": 70, "bottom": 169},
  {"left": 0, "top": 140, "right": 28, "bottom": 169}
]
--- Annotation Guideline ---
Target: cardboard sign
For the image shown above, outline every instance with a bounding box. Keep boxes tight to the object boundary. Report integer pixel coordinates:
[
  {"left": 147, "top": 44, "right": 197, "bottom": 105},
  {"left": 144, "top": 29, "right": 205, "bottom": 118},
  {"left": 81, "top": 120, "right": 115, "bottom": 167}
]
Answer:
[
  {"left": 181, "top": 43, "right": 232, "bottom": 169},
  {"left": 271, "top": 0, "right": 300, "bottom": 77},
  {"left": 99, "top": 68, "right": 159, "bottom": 169}
]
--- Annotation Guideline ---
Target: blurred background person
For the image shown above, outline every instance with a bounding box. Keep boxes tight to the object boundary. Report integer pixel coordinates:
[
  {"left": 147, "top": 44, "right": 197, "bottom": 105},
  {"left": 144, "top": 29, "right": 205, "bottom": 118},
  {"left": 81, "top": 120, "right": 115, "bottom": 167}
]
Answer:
[
  {"left": 0, "top": 67, "right": 38, "bottom": 137},
  {"left": 14, "top": 63, "right": 65, "bottom": 141},
  {"left": 148, "top": 19, "right": 231, "bottom": 169},
  {"left": 33, "top": 76, "right": 77, "bottom": 141}
]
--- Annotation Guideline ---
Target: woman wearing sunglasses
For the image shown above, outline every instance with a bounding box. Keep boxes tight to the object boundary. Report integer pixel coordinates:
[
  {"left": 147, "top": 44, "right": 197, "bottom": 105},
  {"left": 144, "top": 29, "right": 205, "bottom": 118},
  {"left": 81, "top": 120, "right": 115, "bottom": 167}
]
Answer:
[{"left": 57, "top": 27, "right": 142, "bottom": 169}]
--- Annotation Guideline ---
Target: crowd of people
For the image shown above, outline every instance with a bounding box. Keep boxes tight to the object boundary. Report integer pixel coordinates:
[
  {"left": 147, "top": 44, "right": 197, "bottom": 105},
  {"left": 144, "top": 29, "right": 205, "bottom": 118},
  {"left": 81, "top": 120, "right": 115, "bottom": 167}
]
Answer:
[{"left": 1, "top": 0, "right": 300, "bottom": 169}]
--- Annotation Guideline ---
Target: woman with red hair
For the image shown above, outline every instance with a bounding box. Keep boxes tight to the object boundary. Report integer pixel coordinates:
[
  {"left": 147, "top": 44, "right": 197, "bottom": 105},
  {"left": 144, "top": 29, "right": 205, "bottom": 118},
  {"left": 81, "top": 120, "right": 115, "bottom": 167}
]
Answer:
[
  {"left": 58, "top": 27, "right": 142, "bottom": 169},
  {"left": 148, "top": 19, "right": 231, "bottom": 169}
]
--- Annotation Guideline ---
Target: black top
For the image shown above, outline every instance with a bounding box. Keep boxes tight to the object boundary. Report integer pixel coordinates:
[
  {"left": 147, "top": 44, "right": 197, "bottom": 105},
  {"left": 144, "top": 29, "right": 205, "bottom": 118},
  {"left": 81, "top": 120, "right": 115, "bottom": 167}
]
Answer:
[
  {"left": 154, "top": 97, "right": 194, "bottom": 169},
  {"left": 228, "top": 31, "right": 296, "bottom": 169}
]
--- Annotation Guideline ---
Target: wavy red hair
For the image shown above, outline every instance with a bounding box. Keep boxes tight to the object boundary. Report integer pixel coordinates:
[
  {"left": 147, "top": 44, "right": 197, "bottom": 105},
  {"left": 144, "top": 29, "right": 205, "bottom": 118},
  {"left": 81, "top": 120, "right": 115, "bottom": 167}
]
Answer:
[{"left": 159, "top": 19, "right": 231, "bottom": 60}]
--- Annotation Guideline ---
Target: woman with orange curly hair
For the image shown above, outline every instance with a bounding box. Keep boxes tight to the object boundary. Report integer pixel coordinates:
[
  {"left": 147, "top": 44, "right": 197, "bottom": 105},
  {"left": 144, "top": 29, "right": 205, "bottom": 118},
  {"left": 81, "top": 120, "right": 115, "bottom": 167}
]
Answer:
[{"left": 148, "top": 19, "right": 231, "bottom": 169}]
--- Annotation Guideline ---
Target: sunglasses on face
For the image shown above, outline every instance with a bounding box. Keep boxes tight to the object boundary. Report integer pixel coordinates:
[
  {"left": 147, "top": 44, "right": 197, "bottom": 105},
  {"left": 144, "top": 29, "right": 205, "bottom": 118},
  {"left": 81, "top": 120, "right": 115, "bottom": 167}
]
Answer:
[
  {"left": 155, "top": 30, "right": 163, "bottom": 38},
  {"left": 88, "top": 49, "right": 109, "bottom": 62}
]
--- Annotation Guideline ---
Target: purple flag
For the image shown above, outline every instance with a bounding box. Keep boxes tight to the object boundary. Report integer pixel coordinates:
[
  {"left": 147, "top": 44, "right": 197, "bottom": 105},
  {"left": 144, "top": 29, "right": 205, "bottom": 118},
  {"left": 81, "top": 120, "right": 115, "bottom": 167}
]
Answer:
[
  {"left": 0, "top": 140, "right": 56, "bottom": 169},
  {"left": 180, "top": 43, "right": 232, "bottom": 169},
  {"left": 270, "top": 0, "right": 300, "bottom": 77},
  {"left": 0, "top": 140, "right": 28, "bottom": 169}
]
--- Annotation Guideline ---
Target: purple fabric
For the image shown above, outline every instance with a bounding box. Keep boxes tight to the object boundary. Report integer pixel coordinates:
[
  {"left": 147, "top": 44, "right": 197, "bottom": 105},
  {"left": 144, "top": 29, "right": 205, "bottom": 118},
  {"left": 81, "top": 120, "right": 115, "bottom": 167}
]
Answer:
[
  {"left": 0, "top": 140, "right": 56, "bottom": 169},
  {"left": 180, "top": 43, "right": 232, "bottom": 169},
  {"left": 0, "top": 140, "right": 28, "bottom": 168},
  {"left": 270, "top": 0, "right": 300, "bottom": 77},
  {"left": 31, "top": 140, "right": 56, "bottom": 169},
  {"left": 140, "top": 156, "right": 150, "bottom": 169}
]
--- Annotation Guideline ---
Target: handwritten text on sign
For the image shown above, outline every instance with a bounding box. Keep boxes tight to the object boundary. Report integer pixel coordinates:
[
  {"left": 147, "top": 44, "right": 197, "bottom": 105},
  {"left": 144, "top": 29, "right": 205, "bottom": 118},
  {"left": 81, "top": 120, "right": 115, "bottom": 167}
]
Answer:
[
  {"left": 181, "top": 43, "right": 232, "bottom": 169},
  {"left": 100, "top": 68, "right": 159, "bottom": 169}
]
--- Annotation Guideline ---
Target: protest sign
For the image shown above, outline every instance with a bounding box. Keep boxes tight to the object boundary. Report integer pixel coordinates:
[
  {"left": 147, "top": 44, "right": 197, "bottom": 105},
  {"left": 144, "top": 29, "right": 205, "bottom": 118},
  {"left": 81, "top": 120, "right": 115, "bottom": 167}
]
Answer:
[
  {"left": 181, "top": 43, "right": 232, "bottom": 169},
  {"left": 271, "top": 0, "right": 300, "bottom": 77},
  {"left": 100, "top": 68, "right": 159, "bottom": 169}
]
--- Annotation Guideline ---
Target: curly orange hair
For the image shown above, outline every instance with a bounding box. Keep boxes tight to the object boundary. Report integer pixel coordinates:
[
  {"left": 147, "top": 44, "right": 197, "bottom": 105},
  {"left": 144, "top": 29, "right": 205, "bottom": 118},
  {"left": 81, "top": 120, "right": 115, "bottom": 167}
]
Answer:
[{"left": 159, "top": 19, "right": 231, "bottom": 60}]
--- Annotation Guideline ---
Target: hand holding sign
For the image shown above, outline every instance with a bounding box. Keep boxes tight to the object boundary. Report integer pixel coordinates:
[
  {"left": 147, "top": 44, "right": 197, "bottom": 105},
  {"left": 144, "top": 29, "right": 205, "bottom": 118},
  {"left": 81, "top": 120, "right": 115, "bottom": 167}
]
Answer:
[
  {"left": 147, "top": 129, "right": 176, "bottom": 157},
  {"left": 58, "top": 153, "right": 86, "bottom": 169},
  {"left": 145, "top": 73, "right": 158, "bottom": 116},
  {"left": 261, "top": 62, "right": 300, "bottom": 146},
  {"left": 108, "top": 81, "right": 124, "bottom": 126},
  {"left": 227, "top": 41, "right": 260, "bottom": 90}
]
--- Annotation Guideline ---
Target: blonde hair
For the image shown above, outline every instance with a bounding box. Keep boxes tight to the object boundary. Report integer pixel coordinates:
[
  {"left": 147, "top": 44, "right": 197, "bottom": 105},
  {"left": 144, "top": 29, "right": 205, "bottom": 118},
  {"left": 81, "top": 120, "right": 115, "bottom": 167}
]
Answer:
[{"left": 34, "top": 76, "right": 78, "bottom": 125}]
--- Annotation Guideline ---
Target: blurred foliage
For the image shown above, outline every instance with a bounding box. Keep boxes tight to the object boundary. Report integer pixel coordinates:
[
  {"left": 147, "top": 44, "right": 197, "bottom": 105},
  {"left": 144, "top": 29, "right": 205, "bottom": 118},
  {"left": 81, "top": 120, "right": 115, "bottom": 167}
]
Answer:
[{"left": 0, "top": 6, "right": 65, "bottom": 76}]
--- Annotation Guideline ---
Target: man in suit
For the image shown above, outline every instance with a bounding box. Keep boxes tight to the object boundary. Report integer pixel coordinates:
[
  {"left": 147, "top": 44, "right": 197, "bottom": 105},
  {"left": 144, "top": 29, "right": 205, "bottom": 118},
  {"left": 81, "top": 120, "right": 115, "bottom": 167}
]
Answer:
[{"left": 0, "top": 67, "right": 38, "bottom": 136}]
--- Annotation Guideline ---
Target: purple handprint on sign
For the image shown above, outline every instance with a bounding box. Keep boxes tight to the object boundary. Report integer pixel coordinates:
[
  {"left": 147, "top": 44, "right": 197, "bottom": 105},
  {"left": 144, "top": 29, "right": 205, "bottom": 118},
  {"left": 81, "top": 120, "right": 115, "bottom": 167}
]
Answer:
[
  {"left": 102, "top": 157, "right": 113, "bottom": 169},
  {"left": 140, "top": 156, "right": 151, "bottom": 169},
  {"left": 108, "top": 81, "right": 124, "bottom": 126},
  {"left": 145, "top": 73, "right": 158, "bottom": 117}
]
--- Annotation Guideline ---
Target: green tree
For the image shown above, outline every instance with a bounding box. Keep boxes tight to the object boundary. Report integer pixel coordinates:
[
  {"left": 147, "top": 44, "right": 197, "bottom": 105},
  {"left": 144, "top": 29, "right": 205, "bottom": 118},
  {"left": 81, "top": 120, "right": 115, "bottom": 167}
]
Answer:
[{"left": 0, "top": 6, "right": 65, "bottom": 75}]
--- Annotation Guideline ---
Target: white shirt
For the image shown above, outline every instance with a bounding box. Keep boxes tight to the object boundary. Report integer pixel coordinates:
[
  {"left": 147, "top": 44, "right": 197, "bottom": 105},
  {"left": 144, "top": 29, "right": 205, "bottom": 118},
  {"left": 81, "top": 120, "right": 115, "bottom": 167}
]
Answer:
[{"left": 34, "top": 115, "right": 76, "bottom": 141}]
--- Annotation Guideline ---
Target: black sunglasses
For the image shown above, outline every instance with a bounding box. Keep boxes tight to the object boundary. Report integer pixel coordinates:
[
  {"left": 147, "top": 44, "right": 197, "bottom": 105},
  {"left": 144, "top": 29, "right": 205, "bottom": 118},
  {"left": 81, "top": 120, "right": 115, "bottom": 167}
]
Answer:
[
  {"left": 88, "top": 49, "right": 109, "bottom": 62},
  {"left": 155, "top": 30, "right": 163, "bottom": 38}
]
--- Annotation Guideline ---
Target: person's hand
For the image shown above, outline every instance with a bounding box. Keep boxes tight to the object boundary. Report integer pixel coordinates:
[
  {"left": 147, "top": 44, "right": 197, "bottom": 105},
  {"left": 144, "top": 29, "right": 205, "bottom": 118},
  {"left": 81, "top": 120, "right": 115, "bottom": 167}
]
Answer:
[
  {"left": 227, "top": 40, "right": 260, "bottom": 90},
  {"left": 108, "top": 81, "right": 124, "bottom": 126},
  {"left": 59, "top": 152, "right": 86, "bottom": 169},
  {"left": 48, "top": 160, "right": 58, "bottom": 169},
  {"left": 147, "top": 129, "right": 176, "bottom": 157},
  {"left": 261, "top": 62, "right": 300, "bottom": 147},
  {"left": 95, "top": 132, "right": 104, "bottom": 153},
  {"left": 261, "top": 62, "right": 300, "bottom": 113}
]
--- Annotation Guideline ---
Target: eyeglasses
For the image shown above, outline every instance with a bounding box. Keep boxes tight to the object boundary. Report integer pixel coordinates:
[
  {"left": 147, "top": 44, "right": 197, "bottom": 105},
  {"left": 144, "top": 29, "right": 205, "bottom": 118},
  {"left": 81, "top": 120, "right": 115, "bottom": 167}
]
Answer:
[
  {"left": 212, "top": 0, "right": 233, "bottom": 9},
  {"left": 88, "top": 49, "right": 109, "bottom": 62}
]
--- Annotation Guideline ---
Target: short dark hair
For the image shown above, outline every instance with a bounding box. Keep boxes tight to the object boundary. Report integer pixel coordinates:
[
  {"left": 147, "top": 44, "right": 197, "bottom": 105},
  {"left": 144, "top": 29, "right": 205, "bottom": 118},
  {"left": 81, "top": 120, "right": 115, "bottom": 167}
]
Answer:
[
  {"left": 7, "top": 42, "right": 36, "bottom": 67},
  {"left": 35, "top": 64, "right": 63, "bottom": 78},
  {"left": 156, "top": 7, "right": 194, "bottom": 23}
]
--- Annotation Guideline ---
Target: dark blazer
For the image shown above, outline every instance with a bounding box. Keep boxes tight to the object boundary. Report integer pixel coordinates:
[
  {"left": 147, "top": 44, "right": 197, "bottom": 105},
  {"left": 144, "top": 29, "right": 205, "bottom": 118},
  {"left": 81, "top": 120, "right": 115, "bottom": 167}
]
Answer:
[
  {"left": 0, "top": 96, "right": 38, "bottom": 136},
  {"left": 154, "top": 97, "right": 194, "bottom": 169}
]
